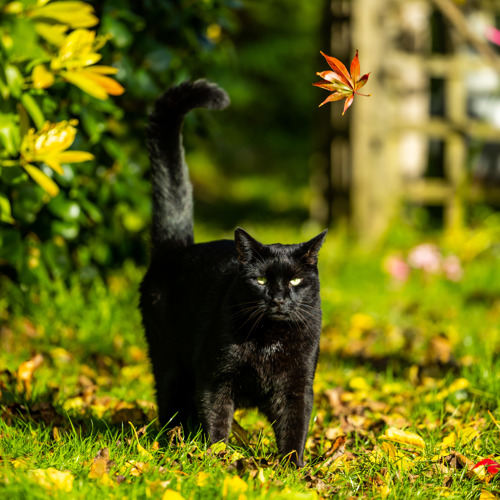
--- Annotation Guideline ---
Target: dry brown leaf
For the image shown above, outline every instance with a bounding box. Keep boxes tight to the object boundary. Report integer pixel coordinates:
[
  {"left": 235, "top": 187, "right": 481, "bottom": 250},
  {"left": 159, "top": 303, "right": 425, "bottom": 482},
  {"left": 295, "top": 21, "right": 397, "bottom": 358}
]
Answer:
[
  {"left": 325, "top": 434, "right": 347, "bottom": 461},
  {"left": 16, "top": 354, "right": 43, "bottom": 397},
  {"left": 88, "top": 447, "right": 114, "bottom": 479},
  {"left": 167, "top": 426, "right": 183, "bottom": 446},
  {"left": 231, "top": 419, "right": 251, "bottom": 447}
]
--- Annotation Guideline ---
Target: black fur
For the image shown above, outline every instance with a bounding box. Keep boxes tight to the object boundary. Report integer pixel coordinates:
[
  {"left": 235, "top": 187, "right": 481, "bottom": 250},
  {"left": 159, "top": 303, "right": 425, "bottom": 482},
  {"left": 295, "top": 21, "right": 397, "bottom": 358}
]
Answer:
[{"left": 140, "top": 80, "right": 326, "bottom": 467}]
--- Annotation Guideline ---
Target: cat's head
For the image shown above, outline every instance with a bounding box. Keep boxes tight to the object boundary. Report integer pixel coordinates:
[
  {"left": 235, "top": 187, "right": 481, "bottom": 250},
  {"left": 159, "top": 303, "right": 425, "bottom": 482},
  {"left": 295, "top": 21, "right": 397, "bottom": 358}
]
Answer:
[{"left": 234, "top": 228, "right": 327, "bottom": 325}]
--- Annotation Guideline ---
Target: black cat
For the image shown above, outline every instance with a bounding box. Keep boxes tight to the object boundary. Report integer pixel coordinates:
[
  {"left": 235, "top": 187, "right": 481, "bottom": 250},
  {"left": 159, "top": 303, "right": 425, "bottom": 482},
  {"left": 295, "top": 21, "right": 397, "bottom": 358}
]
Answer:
[{"left": 140, "top": 80, "right": 327, "bottom": 467}]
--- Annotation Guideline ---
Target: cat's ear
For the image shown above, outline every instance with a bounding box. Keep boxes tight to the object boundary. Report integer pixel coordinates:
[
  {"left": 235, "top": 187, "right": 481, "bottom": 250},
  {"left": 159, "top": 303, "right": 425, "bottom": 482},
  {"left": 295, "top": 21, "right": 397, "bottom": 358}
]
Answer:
[
  {"left": 235, "top": 228, "right": 264, "bottom": 264},
  {"left": 299, "top": 230, "right": 328, "bottom": 265}
]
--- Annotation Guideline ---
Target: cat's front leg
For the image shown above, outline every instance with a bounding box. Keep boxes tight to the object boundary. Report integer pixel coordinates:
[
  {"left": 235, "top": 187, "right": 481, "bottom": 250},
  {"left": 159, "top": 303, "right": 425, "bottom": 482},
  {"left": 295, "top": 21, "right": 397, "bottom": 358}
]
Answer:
[
  {"left": 267, "top": 386, "right": 314, "bottom": 467},
  {"left": 202, "top": 384, "right": 235, "bottom": 444}
]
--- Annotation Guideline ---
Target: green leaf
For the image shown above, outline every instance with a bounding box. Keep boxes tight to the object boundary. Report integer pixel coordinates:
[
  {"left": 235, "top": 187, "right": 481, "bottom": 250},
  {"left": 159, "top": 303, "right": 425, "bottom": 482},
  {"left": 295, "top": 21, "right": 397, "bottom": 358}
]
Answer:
[
  {"left": 5, "top": 65, "right": 24, "bottom": 99},
  {"left": 1, "top": 166, "right": 27, "bottom": 185},
  {"left": 7, "top": 17, "right": 46, "bottom": 62},
  {"left": 0, "top": 114, "right": 21, "bottom": 156},
  {"left": 0, "top": 229, "right": 22, "bottom": 264},
  {"left": 11, "top": 181, "right": 47, "bottom": 223},
  {"left": 0, "top": 192, "right": 15, "bottom": 223},
  {"left": 47, "top": 196, "right": 81, "bottom": 221},
  {"left": 51, "top": 220, "right": 79, "bottom": 240},
  {"left": 20, "top": 93, "right": 45, "bottom": 130}
]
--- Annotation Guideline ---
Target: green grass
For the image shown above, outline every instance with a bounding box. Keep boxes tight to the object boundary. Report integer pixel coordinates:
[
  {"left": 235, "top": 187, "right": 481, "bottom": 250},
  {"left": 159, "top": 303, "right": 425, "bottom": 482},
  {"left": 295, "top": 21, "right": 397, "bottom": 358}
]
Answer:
[{"left": 1, "top": 222, "right": 500, "bottom": 498}]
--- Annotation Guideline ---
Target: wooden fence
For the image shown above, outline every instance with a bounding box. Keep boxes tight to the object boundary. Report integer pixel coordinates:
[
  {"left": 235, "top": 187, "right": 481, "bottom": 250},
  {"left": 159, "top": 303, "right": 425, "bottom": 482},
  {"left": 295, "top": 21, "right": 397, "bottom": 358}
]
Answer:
[{"left": 312, "top": 0, "right": 500, "bottom": 241}]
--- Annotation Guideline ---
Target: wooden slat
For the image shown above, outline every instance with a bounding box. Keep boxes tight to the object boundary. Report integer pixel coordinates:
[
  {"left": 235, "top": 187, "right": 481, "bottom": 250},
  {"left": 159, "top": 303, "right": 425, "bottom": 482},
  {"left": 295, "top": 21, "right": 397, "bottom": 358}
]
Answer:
[{"left": 404, "top": 179, "right": 452, "bottom": 203}]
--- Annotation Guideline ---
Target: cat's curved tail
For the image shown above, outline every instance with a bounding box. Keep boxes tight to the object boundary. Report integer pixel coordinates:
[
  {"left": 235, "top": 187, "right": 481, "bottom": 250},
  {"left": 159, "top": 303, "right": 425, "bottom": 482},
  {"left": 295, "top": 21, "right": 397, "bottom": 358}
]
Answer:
[{"left": 146, "top": 80, "right": 230, "bottom": 255}]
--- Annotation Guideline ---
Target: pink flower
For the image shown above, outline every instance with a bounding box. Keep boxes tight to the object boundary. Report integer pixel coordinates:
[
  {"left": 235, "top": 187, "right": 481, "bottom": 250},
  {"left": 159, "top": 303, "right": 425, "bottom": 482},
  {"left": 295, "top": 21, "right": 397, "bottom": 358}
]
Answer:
[
  {"left": 442, "top": 255, "right": 463, "bottom": 282},
  {"left": 407, "top": 244, "right": 442, "bottom": 273},
  {"left": 486, "top": 26, "right": 500, "bottom": 46},
  {"left": 384, "top": 255, "right": 410, "bottom": 282}
]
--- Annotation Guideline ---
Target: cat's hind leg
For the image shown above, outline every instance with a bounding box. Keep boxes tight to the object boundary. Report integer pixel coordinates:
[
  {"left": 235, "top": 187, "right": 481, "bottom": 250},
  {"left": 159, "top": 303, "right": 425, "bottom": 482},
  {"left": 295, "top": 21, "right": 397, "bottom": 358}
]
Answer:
[{"left": 155, "top": 369, "right": 198, "bottom": 432}]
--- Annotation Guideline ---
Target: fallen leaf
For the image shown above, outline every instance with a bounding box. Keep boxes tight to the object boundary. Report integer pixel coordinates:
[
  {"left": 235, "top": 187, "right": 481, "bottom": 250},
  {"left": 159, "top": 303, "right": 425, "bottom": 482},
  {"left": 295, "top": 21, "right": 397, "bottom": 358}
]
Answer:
[
  {"left": 16, "top": 354, "right": 43, "bottom": 397},
  {"left": 29, "top": 467, "right": 74, "bottom": 492},
  {"left": 162, "top": 489, "right": 185, "bottom": 500},
  {"left": 479, "top": 490, "right": 498, "bottom": 500},
  {"left": 380, "top": 427, "right": 425, "bottom": 449},
  {"left": 196, "top": 471, "right": 210, "bottom": 487},
  {"left": 128, "top": 460, "right": 150, "bottom": 477},
  {"left": 232, "top": 419, "right": 251, "bottom": 447},
  {"left": 89, "top": 447, "right": 114, "bottom": 479},
  {"left": 129, "top": 422, "right": 154, "bottom": 460},
  {"left": 222, "top": 475, "right": 248, "bottom": 497},
  {"left": 313, "top": 50, "right": 371, "bottom": 114},
  {"left": 322, "top": 434, "right": 347, "bottom": 467},
  {"left": 474, "top": 458, "right": 500, "bottom": 475}
]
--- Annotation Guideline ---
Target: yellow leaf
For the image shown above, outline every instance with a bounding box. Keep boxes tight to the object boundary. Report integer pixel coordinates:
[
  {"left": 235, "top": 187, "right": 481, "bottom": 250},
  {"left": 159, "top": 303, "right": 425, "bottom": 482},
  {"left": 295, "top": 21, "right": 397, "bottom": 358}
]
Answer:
[
  {"left": 41, "top": 156, "right": 64, "bottom": 175},
  {"left": 11, "top": 458, "right": 29, "bottom": 469},
  {"left": 196, "top": 472, "right": 210, "bottom": 487},
  {"left": 61, "top": 70, "right": 109, "bottom": 100},
  {"left": 380, "top": 427, "right": 425, "bottom": 449},
  {"left": 86, "top": 65, "right": 119, "bottom": 75},
  {"left": 479, "top": 490, "right": 498, "bottom": 500},
  {"left": 16, "top": 353, "right": 44, "bottom": 396},
  {"left": 222, "top": 475, "right": 248, "bottom": 497},
  {"left": 128, "top": 460, "right": 149, "bottom": 476},
  {"left": 79, "top": 70, "right": 125, "bottom": 96},
  {"left": 210, "top": 441, "right": 226, "bottom": 454},
  {"left": 24, "top": 164, "right": 59, "bottom": 197},
  {"left": 53, "top": 151, "right": 94, "bottom": 163},
  {"left": 29, "top": 468, "right": 74, "bottom": 492},
  {"left": 448, "top": 378, "right": 470, "bottom": 393},
  {"left": 32, "top": 65, "right": 55, "bottom": 89},
  {"left": 17, "top": 354, "right": 43, "bottom": 384},
  {"left": 99, "top": 473, "right": 116, "bottom": 487},
  {"left": 162, "top": 489, "right": 185, "bottom": 500},
  {"left": 350, "top": 313, "right": 375, "bottom": 330},
  {"left": 381, "top": 441, "right": 396, "bottom": 460},
  {"left": 34, "top": 22, "right": 68, "bottom": 46},
  {"left": 229, "top": 451, "right": 245, "bottom": 462},
  {"left": 42, "top": 151, "right": 94, "bottom": 174},
  {"left": 349, "top": 376, "right": 370, "bottom": 392},
  {"left": 439, "top": 432, "right": 457, "bottom": 450},
  {"left": 62, "top": 396, "right": 86, "bottom": 414},
  {"left": 129, "top": 422, "right": 154, "bottom": 460},
  {"left": 256, "top": 468, "right": 266, "bottom": 484},
  {"left": 28, "top": 1, "right": 98, "bottom": 28},
  {"left": 88, "top": 458, "right": 108, "bottom": 479}
]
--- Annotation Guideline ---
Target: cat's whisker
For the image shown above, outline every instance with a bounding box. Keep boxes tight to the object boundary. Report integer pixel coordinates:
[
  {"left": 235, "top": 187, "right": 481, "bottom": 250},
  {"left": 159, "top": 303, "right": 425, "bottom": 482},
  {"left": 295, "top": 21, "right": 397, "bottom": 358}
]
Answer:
[{"left": 235, "top": 304, "right": 265, "bottom": 332}]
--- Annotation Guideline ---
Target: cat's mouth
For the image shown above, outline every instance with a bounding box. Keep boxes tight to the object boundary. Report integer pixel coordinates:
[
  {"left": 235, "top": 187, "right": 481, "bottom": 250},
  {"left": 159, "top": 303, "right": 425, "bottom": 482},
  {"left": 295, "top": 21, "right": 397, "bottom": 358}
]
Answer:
[{"left": 268, "top": 309, "right": 290, "bottom": 321}]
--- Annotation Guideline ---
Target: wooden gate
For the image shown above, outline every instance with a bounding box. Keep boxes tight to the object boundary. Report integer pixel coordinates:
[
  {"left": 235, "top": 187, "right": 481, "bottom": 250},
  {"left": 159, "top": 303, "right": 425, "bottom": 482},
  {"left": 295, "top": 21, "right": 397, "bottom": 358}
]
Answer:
[{"left": 312, "top": 0, "right": 500, "bottom": 241}]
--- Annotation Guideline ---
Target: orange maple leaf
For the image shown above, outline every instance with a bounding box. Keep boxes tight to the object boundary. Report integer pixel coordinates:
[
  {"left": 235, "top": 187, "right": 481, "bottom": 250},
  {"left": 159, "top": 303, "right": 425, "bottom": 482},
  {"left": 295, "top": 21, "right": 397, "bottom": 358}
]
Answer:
[{"left": 313, "top": 50, "right": 371, "bottom": 115}]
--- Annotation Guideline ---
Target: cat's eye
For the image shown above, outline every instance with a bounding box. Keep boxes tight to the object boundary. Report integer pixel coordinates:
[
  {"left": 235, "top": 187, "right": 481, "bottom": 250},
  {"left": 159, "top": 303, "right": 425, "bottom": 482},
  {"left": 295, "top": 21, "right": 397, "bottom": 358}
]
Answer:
[
  {"left": 289, "top": 278, "right": 302, "bottom": 287},
  {"left": 256, "top": 276, "right": 267, "bottom": 285}
]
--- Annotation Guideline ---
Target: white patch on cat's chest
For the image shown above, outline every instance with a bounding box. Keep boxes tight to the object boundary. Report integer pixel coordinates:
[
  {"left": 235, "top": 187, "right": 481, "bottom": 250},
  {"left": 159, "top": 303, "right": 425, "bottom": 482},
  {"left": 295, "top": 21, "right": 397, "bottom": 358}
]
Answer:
[{"left": 261, "top": 341, "right": 284, "bottom": 357}]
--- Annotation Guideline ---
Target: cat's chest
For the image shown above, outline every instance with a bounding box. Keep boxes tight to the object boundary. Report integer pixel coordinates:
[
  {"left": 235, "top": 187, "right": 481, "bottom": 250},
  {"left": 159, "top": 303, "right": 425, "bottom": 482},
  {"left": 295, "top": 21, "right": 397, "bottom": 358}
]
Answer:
[{"left": 228, "top": 340, "right": 298, "bottom": 387}]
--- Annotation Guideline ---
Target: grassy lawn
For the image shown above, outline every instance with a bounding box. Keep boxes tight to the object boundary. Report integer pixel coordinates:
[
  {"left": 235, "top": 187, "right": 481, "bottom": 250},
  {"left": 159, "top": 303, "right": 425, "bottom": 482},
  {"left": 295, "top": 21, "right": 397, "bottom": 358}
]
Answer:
[{"left": 1, "top": 222, "right": 500, "bottom": 499}]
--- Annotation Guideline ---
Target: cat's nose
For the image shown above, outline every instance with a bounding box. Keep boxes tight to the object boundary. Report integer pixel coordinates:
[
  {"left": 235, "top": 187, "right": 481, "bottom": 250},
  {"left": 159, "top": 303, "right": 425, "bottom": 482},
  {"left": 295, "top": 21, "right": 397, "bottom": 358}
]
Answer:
[{"left": 273, "top": 297, "right": 285, "bottom": 306}]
